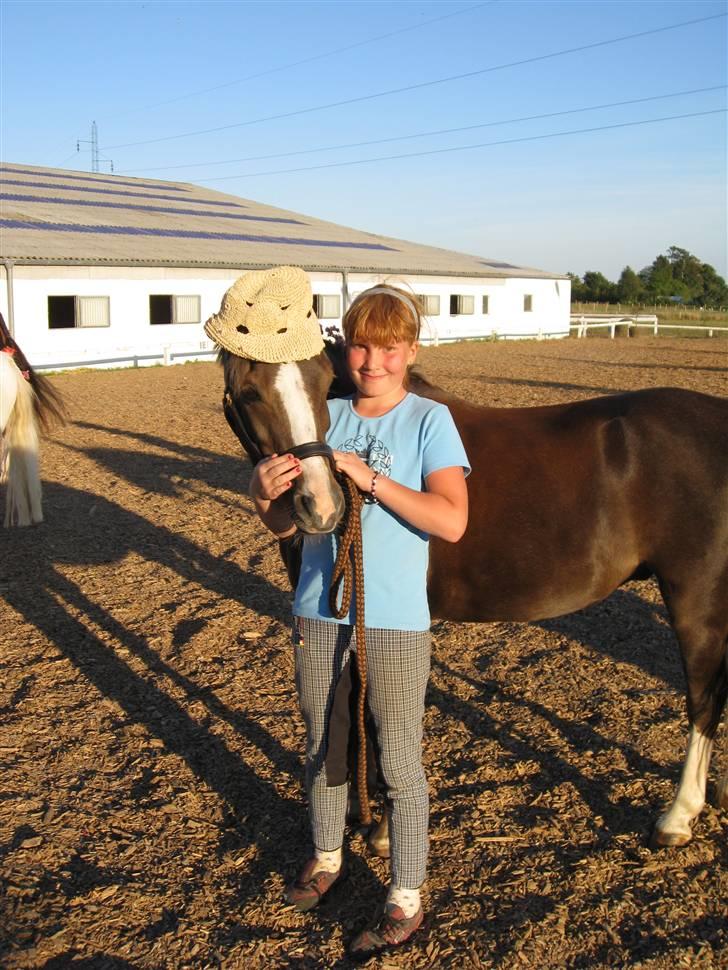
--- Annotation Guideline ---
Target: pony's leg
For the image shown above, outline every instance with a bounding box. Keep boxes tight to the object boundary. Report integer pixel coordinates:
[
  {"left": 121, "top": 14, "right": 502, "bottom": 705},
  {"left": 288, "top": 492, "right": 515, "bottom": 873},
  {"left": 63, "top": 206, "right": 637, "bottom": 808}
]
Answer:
[
  {"left": 653, "top": 725, "right": 713, "bottom": 847},
  {"left": 367, "top": 807, "right": 391, "bottom": 858},
  {"left": 718, "top": 764, "right": 728, "bottom": 811},
  {"left": 652, "top": 583, "right": 728, "bottom": 846}
]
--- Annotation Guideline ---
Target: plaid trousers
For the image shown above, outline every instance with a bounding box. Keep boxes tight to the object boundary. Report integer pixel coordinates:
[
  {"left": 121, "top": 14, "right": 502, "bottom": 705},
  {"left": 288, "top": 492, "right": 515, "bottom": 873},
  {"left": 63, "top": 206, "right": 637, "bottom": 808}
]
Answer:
[{"left": 293, "top": 616, "right": 431, "bottom": 890}]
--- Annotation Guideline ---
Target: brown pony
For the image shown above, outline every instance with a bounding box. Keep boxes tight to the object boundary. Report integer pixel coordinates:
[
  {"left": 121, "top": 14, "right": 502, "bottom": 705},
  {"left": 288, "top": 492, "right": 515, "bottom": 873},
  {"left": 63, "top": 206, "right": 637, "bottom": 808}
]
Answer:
[{"left": 217, "top": 342, "right": 728, "bottom": 848}]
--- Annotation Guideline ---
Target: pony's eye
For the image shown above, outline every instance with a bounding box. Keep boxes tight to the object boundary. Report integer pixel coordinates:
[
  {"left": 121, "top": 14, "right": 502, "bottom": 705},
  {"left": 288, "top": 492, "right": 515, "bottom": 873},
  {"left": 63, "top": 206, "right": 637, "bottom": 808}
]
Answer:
[
  {"left": 280, "top": 304, "right": 290, "bottom": 311},
  {"left": 277, "top": 327, "right": 288, "bottom": 334},
  {"left": 246, "top": 301, "right": 254, "bottom": 307},
  {"left": 241, "top": 388, "right": 261, "bottom": 403},
  {"left": 237, "top": 325, "right": 250, "bottom": 334}
]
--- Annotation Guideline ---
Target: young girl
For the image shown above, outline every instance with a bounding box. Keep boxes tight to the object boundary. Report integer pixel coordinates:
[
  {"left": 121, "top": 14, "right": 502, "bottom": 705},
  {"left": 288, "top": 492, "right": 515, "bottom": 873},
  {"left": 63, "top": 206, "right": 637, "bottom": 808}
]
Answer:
[{"left": 250, "top": 284, "right": 469, "bottom": 959}]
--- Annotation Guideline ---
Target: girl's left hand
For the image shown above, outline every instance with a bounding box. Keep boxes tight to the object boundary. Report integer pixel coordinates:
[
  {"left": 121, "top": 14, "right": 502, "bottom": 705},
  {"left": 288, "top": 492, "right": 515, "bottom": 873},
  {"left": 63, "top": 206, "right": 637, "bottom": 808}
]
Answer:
[{"left": 332, "top": 450, "right": 375, "bottom": 493}]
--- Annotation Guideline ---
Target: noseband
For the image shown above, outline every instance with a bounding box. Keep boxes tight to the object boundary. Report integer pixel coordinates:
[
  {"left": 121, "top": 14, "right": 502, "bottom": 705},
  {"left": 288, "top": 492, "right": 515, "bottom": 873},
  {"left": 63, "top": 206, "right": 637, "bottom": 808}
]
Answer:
[{"left": 222, "top": 389, "right": 335, "bottom": 467}]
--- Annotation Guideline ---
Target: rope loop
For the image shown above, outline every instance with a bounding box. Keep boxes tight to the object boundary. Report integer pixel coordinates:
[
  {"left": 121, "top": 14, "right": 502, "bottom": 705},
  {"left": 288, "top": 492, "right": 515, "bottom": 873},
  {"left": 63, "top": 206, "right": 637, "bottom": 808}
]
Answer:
[{"left": 329, "top": 476, "right": 371, "bottom": 826}]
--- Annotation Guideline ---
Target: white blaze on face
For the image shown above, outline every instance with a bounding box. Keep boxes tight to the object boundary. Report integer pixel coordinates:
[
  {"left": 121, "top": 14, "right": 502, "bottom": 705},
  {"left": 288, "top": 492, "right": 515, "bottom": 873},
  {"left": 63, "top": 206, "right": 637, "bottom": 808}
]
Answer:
[{"left": 273, "top": 362, "right": 336, "bottom": 522}]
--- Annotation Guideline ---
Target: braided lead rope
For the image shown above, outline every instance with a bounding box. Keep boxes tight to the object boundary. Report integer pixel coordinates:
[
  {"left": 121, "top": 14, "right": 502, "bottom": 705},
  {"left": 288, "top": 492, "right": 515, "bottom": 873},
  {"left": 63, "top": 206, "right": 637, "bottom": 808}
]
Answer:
[{"left": 329, "top": 476, "right": 371, "bottom": 826}]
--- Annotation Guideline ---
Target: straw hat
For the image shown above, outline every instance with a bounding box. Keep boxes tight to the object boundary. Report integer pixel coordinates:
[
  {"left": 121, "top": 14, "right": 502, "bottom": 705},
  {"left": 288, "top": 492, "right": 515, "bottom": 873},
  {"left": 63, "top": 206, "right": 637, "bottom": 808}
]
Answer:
[{"left": 205, "top": 266, "right": 324, "bottom": 363}]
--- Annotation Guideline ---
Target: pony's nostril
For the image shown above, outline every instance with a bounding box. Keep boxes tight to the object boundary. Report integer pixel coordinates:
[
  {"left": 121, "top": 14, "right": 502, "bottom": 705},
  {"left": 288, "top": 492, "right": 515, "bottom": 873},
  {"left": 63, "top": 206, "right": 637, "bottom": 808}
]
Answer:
[
  {"left": 298, "top": 492, "right": 315, "bottom": 517},
  {"left": 237, "top": 324, "right": 249, "bottom": 334}
]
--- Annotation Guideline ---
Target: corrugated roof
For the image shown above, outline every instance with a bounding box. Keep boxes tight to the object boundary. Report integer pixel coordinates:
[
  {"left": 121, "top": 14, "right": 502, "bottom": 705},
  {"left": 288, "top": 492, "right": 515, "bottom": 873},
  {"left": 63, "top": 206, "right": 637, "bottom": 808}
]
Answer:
[{"left": 0, "top": 162, "right": 561, "bottom": 279}]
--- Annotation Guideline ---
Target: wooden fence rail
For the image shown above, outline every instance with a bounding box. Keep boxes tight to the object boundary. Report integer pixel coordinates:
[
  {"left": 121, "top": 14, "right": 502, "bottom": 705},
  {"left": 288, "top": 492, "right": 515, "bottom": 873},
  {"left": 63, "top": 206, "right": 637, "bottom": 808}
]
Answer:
[{"left": 570, "top": 315, "right": 728, "bottom": 338}]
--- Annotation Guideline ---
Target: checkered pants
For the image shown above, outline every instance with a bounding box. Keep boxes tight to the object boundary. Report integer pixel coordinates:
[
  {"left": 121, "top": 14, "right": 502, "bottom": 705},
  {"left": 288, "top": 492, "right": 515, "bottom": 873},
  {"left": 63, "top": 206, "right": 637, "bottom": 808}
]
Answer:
[{"left": 293, "top": 617, "right": 431, "bottom": 889}]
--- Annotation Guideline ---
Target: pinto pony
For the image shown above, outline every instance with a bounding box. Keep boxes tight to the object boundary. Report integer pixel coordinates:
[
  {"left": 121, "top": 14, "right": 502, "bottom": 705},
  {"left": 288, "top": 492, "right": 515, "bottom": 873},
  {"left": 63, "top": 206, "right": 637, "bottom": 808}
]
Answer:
[
  {"left": 217, "top": 341, "right": 728, "bottom": 849},
  {"left": 0, "top": 313, "right": 65, "bottom": 526}
]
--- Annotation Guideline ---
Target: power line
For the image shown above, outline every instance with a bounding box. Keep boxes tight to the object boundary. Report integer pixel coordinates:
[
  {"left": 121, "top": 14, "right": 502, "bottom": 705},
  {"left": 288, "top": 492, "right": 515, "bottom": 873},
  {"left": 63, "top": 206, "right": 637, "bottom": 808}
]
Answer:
[
  {"left": 193, "top": 109, "right": 726, "bottom": 181},
  {"left": 119, "top": 85, "right": 726, "bottom": 175},
  {"left": 125, "top": 1, "right": 494, "bottom": 116},
  {"left": 102, "top": 11, "right": 726, "bottom": 152}
]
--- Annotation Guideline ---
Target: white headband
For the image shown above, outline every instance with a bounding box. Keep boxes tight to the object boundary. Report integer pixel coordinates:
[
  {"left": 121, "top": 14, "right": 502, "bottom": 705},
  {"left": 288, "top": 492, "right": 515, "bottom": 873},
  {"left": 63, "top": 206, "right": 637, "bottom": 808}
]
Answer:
[{"left": 350, "top": 286, "right": 420, "bottom": 328}]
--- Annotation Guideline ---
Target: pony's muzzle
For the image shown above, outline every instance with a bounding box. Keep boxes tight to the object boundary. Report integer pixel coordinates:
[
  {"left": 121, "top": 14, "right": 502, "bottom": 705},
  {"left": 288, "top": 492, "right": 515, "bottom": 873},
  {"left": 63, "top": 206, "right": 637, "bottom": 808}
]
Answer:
[{"left": 292, "top": 461, "right": 345, "bottom": 534}]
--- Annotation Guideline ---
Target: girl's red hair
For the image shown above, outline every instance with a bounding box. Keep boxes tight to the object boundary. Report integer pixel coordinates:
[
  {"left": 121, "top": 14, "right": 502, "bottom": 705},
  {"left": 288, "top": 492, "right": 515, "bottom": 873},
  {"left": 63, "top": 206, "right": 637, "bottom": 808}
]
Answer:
[{"left": 343, "top": 287, "right": 422, "bottom": 347}]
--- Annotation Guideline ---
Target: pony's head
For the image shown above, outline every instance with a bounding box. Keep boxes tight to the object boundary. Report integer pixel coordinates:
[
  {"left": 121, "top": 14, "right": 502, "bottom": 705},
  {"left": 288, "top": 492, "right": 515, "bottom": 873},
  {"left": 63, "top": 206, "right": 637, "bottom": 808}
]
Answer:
[{"left": 221, "top": 347, "right": 345, "bottom": 534}]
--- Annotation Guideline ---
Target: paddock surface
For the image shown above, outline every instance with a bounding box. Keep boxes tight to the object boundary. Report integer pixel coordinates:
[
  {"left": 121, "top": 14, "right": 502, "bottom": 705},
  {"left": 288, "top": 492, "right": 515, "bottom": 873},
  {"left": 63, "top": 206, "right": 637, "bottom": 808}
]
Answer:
[{"left": 1, "top": 337, "right": 726, "bottom": 969}]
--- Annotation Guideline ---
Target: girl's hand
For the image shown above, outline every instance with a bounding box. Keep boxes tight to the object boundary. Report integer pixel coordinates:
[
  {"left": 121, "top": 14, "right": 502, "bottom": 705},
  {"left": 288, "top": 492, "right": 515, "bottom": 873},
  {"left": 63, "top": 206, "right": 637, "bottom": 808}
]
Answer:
[
  {"left": 332, "top": 450, "right": 375, "bottom": 493},
  {"left": 250, "top": 453, "right": 301, "bottom": 502}
]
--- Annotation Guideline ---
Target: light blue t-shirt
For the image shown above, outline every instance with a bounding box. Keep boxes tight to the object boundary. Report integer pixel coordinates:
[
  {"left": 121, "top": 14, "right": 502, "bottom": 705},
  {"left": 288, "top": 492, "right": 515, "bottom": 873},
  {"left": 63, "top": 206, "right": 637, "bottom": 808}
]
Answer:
[{"left": 293, "top": 393, "right": 470, "bottom": 631}]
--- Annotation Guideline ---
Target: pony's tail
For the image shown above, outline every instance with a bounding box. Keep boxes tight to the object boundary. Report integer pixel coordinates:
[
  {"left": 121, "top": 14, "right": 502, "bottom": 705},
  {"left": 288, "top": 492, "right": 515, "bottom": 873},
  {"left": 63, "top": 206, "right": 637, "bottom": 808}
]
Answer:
[
  {"left": 2, "top": 360, "right": 43, "bottom": 526},
  {"left": 0, "top": 310, "right": 66, "bottom": 432},
  {"left": 28, "top": 369, "right": 67, "bottom": 432}
]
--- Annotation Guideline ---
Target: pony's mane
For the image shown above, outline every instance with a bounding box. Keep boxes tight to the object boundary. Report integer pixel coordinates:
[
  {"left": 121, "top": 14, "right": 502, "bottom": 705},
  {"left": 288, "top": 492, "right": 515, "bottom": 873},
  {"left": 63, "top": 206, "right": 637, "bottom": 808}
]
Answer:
[{"left": 0, "top": 312, "right": 66, "bottom": 431}]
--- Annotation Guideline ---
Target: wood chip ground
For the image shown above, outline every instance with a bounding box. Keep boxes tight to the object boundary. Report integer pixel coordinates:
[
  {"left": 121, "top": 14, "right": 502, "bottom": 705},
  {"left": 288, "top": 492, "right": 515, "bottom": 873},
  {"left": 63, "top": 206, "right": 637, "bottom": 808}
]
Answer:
[{"left": 1, "top": 337, "right": 726, "bottom": 969}]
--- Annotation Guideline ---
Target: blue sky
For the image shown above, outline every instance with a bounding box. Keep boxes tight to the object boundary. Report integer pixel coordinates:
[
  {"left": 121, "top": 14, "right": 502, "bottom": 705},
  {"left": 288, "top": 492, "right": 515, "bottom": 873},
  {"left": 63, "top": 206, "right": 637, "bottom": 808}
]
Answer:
[{"left": 2, "top": 0, "right": 726, "bottom": 280}]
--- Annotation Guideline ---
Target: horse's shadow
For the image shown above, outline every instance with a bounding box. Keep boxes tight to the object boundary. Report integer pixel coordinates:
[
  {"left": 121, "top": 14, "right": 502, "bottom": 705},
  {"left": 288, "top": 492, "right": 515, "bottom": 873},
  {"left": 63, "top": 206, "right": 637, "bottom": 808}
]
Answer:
[
  {"left": 427, "top": 584, "right": 685, "bottom": 841},
  {"left": 0, "top": 479, "right": 316, "bottom": 912},
  {"left": 62, "top": 418, "right": 254, "bottom": 499}
]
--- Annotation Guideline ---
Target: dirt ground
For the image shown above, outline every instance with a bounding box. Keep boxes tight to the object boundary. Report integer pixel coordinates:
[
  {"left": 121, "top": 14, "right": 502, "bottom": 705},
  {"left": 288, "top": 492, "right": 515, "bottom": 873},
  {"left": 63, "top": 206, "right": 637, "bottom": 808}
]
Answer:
[{"left": 1, "top": 336, "right": 726, "bottom": 970}]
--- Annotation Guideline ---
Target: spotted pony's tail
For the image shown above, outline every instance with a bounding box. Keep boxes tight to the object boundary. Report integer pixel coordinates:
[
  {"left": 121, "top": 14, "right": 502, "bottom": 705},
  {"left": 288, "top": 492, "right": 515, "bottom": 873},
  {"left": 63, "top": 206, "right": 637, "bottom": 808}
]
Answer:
[{"left": 1, "top": 352, "right": 43, "bottom": 526}]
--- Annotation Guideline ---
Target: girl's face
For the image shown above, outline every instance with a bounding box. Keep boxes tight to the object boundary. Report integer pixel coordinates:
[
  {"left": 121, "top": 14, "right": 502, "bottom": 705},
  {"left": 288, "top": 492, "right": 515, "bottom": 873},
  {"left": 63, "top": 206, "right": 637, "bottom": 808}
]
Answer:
[{"left": 346, "top": 338, "right": 417, "bottom": 402}]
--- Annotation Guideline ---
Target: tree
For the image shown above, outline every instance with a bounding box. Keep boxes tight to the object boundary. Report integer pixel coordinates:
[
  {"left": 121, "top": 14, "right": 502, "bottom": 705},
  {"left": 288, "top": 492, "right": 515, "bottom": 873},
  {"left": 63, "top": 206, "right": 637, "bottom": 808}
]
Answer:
[
  {"left": 566, "top": 272, "right": 587, "bottom": 301},
  {"left": 582, "top": 271, "right": 615, "bottom": 303},
  {"left": 616, "top": 266, "right": 644, "bottom": 304},
  {"left": 640, "top": 246, "right": 727, "bottom": 306},
  {"left": 569, "top": 247, "right": 727, "bottom": 308},
  {"left": 698, "top": 263, "right": 728, "bottom": 307}
]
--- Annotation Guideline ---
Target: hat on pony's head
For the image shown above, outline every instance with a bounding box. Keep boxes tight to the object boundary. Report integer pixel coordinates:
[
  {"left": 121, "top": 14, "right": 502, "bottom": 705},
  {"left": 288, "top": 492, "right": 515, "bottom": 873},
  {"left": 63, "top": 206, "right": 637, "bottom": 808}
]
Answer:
[{"left": 204, "top": 265, "right": 323, "bottom": 364}]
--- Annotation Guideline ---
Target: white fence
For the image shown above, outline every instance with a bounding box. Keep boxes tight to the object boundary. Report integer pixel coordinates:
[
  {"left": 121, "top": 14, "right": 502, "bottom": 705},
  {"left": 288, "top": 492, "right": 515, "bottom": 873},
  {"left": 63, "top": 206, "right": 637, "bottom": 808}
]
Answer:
[{"left": 570, "top": 314, "right": 728, "bottom": 338}]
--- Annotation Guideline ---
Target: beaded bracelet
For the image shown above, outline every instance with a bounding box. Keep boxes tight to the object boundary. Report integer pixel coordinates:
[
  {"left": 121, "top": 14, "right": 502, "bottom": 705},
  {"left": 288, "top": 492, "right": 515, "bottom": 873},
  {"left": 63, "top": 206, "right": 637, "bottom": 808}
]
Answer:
[{"left": 370, "top": 471, "right": 380, "bottom": 505}]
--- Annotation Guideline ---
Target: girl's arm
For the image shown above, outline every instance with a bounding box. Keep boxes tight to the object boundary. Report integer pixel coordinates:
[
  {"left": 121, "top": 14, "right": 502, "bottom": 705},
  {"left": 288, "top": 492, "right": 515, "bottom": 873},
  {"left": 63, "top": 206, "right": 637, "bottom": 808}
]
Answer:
[
  {"left": 249, "top": 453, "right": 301, "bottom": 538},
  {"left": 332, "top": 451, "right": 468, "bottom": 543}
]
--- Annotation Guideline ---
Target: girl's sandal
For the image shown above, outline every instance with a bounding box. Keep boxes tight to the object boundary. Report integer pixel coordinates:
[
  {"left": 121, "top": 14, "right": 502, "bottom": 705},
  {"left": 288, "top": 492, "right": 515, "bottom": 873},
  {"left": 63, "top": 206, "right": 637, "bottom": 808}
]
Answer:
[{"left": 284, "top": 858, "right": 347, "bottom": 912}]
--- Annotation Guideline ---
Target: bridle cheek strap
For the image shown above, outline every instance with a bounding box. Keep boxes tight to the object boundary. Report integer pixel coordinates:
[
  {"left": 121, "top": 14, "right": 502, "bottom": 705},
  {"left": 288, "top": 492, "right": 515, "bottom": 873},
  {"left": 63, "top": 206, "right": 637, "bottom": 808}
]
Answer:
[{"left": 223, "top": 390, "right": 335, "bottom": 468}]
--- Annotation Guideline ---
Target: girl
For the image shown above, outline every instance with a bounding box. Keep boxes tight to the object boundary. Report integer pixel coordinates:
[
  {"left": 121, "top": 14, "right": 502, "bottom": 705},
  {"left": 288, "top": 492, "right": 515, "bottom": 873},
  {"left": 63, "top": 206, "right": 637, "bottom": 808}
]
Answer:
[{"left": 250, "top": 285, "right": 469, "bottom": 959}]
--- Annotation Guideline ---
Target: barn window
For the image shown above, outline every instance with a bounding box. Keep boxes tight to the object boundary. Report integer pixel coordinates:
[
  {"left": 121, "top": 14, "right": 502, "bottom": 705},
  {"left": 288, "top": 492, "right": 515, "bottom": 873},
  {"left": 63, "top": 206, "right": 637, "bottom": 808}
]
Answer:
[
  {"left": 482, "top": 295, "right": 490, "bottom": 314},
  {"left": 415, "top": 294, "right": 440, "bottom": 316},
  {"left": 450, "top": 294, "right": 474, "bottom": 315},
  {"left": 149, "top": 294, "right": 201, "bottom": 325},
  {"left": 48, "top": 295, "right": 110, "bottom": 329},
  {"left": 313, "top": 294, "right": 341, "bottom": 319},
  {"left": 524, "top": 294, "right": 533, "bottom": 312}
]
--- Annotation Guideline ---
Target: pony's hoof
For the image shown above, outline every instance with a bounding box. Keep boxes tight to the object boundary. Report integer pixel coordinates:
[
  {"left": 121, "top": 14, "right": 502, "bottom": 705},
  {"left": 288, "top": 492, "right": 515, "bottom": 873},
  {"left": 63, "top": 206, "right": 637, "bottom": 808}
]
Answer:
[
  {"left": 649, "top": 825, "right": 692, "bottom": 849},
  {"left": 367, "top": 816, "right": 391, "bottom": 859}
]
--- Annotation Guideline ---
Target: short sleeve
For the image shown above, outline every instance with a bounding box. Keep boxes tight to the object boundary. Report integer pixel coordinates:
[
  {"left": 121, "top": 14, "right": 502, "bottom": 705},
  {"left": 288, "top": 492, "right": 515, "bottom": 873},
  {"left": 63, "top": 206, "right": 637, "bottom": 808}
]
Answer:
[{"left": 421, "top": 404, "right": 471, "bottom": 479}]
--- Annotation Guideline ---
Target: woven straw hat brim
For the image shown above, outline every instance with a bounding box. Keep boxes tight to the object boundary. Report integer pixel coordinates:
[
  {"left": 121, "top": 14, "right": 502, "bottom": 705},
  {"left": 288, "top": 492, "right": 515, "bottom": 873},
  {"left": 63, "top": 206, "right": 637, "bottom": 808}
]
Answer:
[
  {"left": 204, "top": 265, "right": 324, "bottom": 363},
  {"left": 205, "top": 316, "right": 324, "bottom": 363}
]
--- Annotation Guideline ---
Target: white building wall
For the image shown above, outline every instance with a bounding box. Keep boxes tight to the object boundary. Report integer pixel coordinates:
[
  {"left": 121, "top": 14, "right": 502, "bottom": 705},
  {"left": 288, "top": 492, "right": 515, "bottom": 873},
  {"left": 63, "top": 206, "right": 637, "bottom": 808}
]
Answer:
[{"left": 2, "top": 266, "right": 570, "bottom": 371}]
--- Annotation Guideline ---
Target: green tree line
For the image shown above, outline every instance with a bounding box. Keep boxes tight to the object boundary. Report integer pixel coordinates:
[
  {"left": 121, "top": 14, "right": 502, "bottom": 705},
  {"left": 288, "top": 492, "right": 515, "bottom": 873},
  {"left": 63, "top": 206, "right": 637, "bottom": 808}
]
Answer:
[{"left": 568, "top": 246, "right": 728, "bottom": 308}]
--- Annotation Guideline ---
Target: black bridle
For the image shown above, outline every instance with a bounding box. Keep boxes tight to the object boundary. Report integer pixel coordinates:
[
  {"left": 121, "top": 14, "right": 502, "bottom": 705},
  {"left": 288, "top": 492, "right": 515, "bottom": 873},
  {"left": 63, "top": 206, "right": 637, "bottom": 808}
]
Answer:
[{"left": 222, "top": 388, "right": 335, "bottom": 467}]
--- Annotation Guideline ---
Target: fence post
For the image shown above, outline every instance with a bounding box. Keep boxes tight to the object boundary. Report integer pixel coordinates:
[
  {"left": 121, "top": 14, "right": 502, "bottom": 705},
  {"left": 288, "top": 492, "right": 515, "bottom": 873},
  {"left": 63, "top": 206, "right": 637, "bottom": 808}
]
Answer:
[
  {"left": 163, "top": 346, "right": 171, "bottom": 366},
  {"left": 610, "top": 323, "right": 616, "bottom": 338}
]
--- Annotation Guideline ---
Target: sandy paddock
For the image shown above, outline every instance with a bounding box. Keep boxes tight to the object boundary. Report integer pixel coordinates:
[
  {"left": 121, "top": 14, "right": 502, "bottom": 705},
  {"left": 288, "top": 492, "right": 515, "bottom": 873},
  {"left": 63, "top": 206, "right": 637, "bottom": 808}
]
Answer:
[{"left": 1, "top": 336, "right": 726, "bottom": 969}]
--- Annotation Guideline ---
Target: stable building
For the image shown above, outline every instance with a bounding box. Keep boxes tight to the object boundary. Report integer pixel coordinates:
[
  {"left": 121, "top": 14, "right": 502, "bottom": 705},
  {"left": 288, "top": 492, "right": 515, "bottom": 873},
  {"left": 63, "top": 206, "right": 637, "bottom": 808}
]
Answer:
[{"left": 0, "top": 163, "right": 570, "bottom": 370}]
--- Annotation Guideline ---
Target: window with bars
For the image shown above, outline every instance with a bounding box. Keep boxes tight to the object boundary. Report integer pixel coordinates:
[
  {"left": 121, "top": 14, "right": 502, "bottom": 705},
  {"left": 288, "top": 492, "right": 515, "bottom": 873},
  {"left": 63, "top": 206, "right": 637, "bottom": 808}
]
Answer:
[
  {"left": 313, "top": 294, "right": 341, "bottom": 319},
  {"left": 450, "top": 294, "right": 475, "bottom": 315},
  {"left": 523, "top": 294, "right": 533, "bottom": 312},
  {"left": 48, "top": 295, "right": 110, "bottom": 329},
  {"left": 415, "top": 294, "right": 440, "bottom": 316},
  {"left": 149, "top": 294, "right": 201, "bottom": 325}
]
